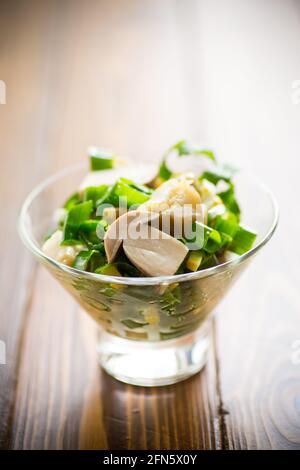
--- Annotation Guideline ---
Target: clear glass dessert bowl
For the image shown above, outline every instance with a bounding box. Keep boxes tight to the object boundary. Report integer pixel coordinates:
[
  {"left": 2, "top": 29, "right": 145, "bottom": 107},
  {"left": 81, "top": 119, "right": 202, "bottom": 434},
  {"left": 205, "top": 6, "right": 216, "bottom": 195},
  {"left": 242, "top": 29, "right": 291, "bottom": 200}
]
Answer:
[{"left": 18, "top": 164, "right": 278, "bottom": 386}]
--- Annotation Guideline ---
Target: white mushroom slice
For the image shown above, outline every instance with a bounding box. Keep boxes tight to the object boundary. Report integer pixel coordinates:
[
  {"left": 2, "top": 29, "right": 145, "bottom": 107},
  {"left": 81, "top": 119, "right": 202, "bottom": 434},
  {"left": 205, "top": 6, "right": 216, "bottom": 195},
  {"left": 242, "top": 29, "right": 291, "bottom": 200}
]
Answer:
[
  {"left": 79, "top": 163, "right": 158, "bottom": 190},
  {"left": 123, "top": 224, "right": 188, "bottom": 277},
  {"left": 104, "top": 210, "right": 155, "bottom": 263},
  {"left": 152, "top": 205, "right": 207, "bottom": 239},
  {"left": 42, "top": 230, "right": 85, "bottom": 266},
  {"left": 139, "top": 176, "right": 201, "bottom": 213}
]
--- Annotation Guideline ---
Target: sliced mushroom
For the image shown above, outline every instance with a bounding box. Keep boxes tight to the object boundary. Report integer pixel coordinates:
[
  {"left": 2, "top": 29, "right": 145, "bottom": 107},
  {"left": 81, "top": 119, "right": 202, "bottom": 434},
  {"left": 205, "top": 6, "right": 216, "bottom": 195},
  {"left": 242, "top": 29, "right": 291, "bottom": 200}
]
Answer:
[
  {"left": 104, "top": 210, "right": 155, "bottom": 263},
  {"left": 123, "top": 224, "right": 188, "bottom": 277},
  {"left": 150, "top": 205, "right": 207, "bottom": 238}
]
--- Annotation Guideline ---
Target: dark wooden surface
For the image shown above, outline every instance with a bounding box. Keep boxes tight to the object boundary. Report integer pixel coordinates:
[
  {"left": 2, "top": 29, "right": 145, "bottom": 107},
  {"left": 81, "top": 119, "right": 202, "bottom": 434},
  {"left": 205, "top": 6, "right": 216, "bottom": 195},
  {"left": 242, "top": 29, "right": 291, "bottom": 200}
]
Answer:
[{"left": 0, "top": 0, "right": 300, "bottom": 450}]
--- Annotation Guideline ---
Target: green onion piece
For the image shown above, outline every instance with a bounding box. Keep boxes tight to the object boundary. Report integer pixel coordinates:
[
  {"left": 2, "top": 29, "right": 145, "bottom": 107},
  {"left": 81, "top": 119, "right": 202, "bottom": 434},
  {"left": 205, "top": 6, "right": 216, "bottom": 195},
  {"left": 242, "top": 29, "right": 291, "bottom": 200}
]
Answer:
[
  {"left": 158, "top": 140, "right": 216, "bottom": 181},
  {"left": 160, "top": 331, "right": 183, "bottom": 340},
  {"left": 204, "top": 229, "right": 222, "bottom": 254},
  {"left": 95, "top": 263, "right": 122, "bottom": 276},
  {"left": 89, "top": 147, "right": 115, "bottom": 171},
  {"left": 198, "top": 149, "right": 215, "bottom": 161},
  {"left": 214, "top": 211, "right": 239, "bottom": 237},
  {"left": 95, "top": 186, "right": 113, "bottom": 208},
  {"left": 127, "top": 180, "right": 153, "bottom": 196},
  {"left": 173, "top": 140, "right": 216, "bottom": 161},
  {"left": 73, "top": 250, "right": 105, "bottom": 272},
  {"left": 78, "top": 220, "right": 105, "bottom": 251},
  {"left": 121, "top": 319, "right": 148, "bottom": 329},
  {"left": 219, "top": 232, "right": 233, "bottom": 250},
  {"left": 62, "top": 200, "right": 93, "bottom": 243},
  {"left": 200, "top": 253, "right": 219, "bottom": 269},
  {"left": 218, "top": 184, "right": 240, "bottom": 219},
  {"left": 160, "top": 287, "right": 181, "bottom": 315},
  {"left": 106, "top": 178, "right": 151, "bottom": 208},
  {"left": 184, "top": 221, "right": 222, "bottom": 253},
  {"left": 202, "top": 168, "right": 232, "bottom": 185},
  {"left": 229, "top": 226, "right": 257, "bottom": 255},
  {"left": 159, "top": 160, "right": 172, "bottom": 180},
  {"left": 113, "top": 262, "right": 142, "bottom": 277},
  {"left": 83, "top": 185, "right": 109, "bottom": 207},
  {"left": 63, "top": 192, "right": 81, "bottom": 210}
]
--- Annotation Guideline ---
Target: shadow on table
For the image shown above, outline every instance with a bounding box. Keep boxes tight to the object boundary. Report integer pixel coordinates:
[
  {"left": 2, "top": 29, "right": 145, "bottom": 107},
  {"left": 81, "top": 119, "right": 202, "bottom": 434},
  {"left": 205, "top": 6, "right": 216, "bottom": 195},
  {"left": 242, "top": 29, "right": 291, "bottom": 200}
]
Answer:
[{"left": 96, "top": 365, "right": 216, "bottom": 450}]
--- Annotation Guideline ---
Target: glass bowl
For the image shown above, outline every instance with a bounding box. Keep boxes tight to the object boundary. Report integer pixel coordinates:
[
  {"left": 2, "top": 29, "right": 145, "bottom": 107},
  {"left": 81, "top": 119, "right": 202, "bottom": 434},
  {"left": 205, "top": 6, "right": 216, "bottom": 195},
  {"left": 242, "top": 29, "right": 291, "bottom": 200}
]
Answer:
[{"left": 18, "top": 164, "right": 278, "bottom": 386}]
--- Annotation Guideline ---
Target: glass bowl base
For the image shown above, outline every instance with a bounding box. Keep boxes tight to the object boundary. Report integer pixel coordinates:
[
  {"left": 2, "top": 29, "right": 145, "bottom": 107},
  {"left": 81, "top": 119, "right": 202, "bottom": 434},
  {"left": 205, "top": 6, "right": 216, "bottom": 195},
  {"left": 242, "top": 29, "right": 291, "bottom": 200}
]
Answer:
[{"left": 97, "top": 324, "right": 210, "bottom": 386}]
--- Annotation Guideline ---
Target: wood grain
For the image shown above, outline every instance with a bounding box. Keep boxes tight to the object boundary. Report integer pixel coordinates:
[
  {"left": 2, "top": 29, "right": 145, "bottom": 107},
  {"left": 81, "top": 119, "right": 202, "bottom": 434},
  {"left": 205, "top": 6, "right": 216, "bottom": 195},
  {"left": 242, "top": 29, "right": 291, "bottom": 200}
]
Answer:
[
  {"left": 0, "top": 0, "right": 59, "bottom": 447},
  {"left": 0, "top": 0, "right": 300, "bottom": 450},
  {"left": 198, "top": 0, "right": 300, "bottom": 449}
]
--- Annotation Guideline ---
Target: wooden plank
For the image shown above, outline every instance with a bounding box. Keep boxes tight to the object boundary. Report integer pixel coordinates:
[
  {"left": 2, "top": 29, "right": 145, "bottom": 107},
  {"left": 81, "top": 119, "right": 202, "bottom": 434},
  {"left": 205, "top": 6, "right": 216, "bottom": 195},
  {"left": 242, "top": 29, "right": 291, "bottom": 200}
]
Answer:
[
  {"left": 197, "top": 0, "right": 300, "bottom": 449},
  {"left": 0, "top": 0, "right": 62, "bottom": 448}
]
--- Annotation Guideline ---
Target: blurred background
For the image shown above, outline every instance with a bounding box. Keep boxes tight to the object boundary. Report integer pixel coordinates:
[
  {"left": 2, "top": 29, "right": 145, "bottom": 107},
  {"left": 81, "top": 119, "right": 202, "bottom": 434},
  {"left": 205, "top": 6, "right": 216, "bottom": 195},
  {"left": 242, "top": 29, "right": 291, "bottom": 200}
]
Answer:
[{"left": 0, "top": 0, "right": 300, "bottom": 450}]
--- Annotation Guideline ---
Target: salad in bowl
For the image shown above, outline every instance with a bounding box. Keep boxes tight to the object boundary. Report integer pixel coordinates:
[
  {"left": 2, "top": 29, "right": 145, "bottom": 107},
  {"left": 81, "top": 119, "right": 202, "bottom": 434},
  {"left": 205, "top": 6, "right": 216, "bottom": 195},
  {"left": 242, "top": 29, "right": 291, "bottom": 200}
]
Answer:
[
  {"left": 19, "top": 140, "right": 277, "bottom": 385},
  {"left": 42, "top": 141, "right": 256, "bottom": 277}
]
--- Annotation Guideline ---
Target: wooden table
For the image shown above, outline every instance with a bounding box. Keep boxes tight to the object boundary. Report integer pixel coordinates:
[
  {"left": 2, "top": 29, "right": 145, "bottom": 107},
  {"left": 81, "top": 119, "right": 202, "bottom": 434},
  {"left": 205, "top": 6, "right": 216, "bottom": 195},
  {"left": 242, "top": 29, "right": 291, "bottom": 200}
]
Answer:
[{"left": 1, "top": 0, "right": 300, "bottom": 450}]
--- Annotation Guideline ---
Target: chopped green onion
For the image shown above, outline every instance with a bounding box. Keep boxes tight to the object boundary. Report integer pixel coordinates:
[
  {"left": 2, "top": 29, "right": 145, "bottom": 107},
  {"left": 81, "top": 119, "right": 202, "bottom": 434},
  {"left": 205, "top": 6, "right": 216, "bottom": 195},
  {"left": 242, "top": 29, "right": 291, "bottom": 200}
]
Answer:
[
  {"left": 214, "top": 212, "right": 239, "bottom": 237},
  {"left": 158, "top": 140, "right": 216, "bottom": 181},
  {"left": 63, "top": 192, "right": 81, "bottom": 210},
  {"left": 202, "top": 168, "right": 232, "bottom": 185},
  {"left": 106, "top": 178, "right": 151, "bottom": 207},
  {"left": 173, "top": 140, "right": 216, "bottom": 161},
  {"left": 95, "top": 263, "right": 122, "bottom": 276},
  {"left": 219, "top": 232, "right": 233, "bottom": 249},
  {"left": 78, "top": 220, "right": 105, "bottom": 251},
  {"left": 159, "top": 160, "right": 172, "bottom": 180},
  {"left": 200, "top": 253, "right": 219, "bottom": 269},
  {"left": 198, "top": 149, "right": 215, "bottom": 161},
  {"left": 83, "top": 185, "right": 109, "bottom": 207},
  {"left": 218, "top": 184, "right": 240, "bottom": 219},
  {"left": 89, "top": 147, "right": 115, "bottom": 171},
  {"left": 121, "top": 319, "right": 148, "bottom": 329},
  {"left": 127, "top": 180, "right": 153, "bottom": 196},
  {"left": 113, "top": 262, "right": 142, "bottom": 277},
  {"left": 204, "top": 229, "right": 222, "bottom": 254},
  {"left": 73, "top": 250, "right": 105, "bottom": 272},
  {"left": 229, "top": 226, "right": 257, "bottom": 255},
  {"left": 62, "top": 200, "right": 93, "bottom": 243},
  {"left": 184, "top": 221, "right": 222, "bottom": 253},
  {"left": 160, "top": 287, "right": 181, "bottom": 315}
]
